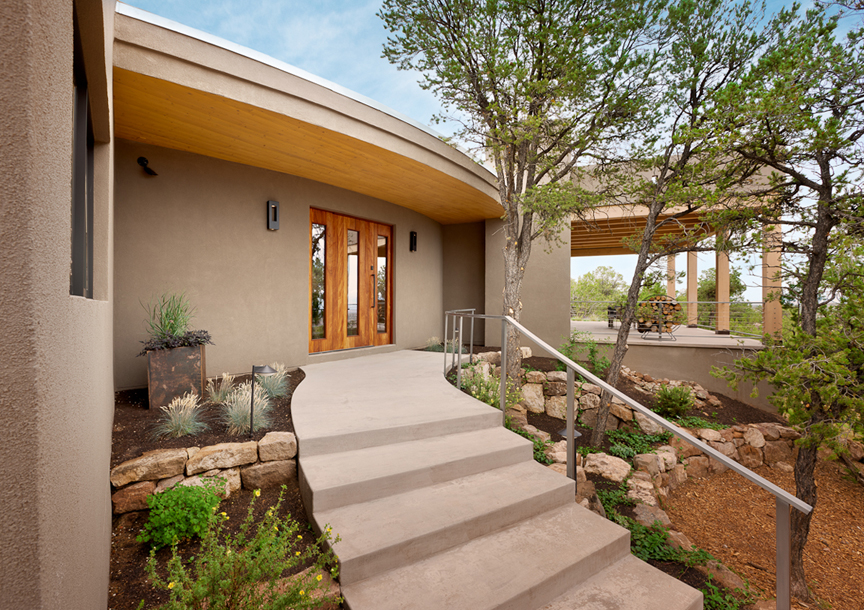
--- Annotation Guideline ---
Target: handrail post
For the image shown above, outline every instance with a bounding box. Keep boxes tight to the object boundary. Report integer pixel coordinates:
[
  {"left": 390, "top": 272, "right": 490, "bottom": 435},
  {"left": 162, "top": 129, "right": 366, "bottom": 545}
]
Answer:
[
  {"left": 450, "top": 315, "right": 458, "bottom": 375},
  {"left": 566, "top": 367, "right": 575, "bottom": 483},
  {"left": 500, "top": 319, "right": 507, "bottom": 425},
  {"left": 456, "top": 317, "right": 463, "bottom": 390},
  {"left": 469, "top": 311, "right": 475, "bottom": 365},
  {"left": 776, "top": 498, "right": 792, "bottom": 610},
  {"left": 443, "top": 312, "right": 449, "bottom": 376}
]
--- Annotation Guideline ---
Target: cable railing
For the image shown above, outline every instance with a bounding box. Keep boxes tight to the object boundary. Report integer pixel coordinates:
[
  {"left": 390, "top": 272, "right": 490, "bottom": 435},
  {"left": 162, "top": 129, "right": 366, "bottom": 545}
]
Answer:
[
  {"left": 572, "top": 300, "right": 765, "bottom": 338},
  {"left": 444, "top": 309, "right": 812, "bottom": 610}
]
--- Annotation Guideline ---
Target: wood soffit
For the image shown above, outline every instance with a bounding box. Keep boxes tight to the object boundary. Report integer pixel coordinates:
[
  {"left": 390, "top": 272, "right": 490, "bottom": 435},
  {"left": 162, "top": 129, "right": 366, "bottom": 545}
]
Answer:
[
  {"left": 571, "top": 212, "right": 711, "bottom": 257},
  {"left": 112, "top": 68, "right": 503, "bottom": 225}
]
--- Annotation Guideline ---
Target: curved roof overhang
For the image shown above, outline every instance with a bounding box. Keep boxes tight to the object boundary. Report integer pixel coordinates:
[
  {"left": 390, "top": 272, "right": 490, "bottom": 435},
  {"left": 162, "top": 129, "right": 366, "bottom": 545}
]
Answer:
[
  {"left": 571, "top": 205, "right": 712, "bottom": 257},
  {"left": 112, "top": 4, "right": 502, "bottom": 225}
]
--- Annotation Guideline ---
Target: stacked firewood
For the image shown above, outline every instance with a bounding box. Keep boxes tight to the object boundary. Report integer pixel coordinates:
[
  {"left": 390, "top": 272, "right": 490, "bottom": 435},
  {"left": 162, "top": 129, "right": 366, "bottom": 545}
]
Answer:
[{"left": 637, "top": 295, "right": 683, "bottom": 334}]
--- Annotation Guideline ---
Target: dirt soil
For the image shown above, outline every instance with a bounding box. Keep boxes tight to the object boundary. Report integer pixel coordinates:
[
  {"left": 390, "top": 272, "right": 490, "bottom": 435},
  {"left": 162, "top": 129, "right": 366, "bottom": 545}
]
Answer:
[
  {"left": 521, "top": 356, "right": 863, "bottom": 609},
  {"left": 109, "top": 370, "right": 320, "bottom": 610}
]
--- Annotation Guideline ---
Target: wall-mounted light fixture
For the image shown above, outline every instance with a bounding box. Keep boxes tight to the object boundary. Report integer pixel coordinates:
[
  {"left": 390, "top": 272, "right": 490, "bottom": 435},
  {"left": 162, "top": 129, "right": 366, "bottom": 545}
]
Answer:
[
  {"left": 409, "top": 231, "right": 418, "bottom": 252},
  {"left": 137, "top": 157, "right": 157, "bottom": 176},
  {"left": 267, "top": 200, "right": 280, "bottom": 230}
]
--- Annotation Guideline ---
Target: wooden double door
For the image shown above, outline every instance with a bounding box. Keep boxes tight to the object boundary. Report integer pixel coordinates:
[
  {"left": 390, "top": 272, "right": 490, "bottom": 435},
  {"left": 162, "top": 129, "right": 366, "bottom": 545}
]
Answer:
[{"left": 309, "top": 209, "right": 392, "bottom": 353}]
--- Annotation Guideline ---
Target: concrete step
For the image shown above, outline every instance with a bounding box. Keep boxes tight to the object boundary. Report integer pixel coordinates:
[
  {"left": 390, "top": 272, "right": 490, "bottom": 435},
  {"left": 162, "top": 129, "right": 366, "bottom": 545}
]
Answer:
[
  {"left": 318, "top": 460, "right": 575, "bottom": 585},
  {"left": 297, "top": 408, "right": 502, "bottom": 457},
  {"left": 539, "top": 553, "right": 703, "bottom": 610},
  {"left": 340, "top": 502, "right": 631, "bottom": 610},
  {"left": 300, "top": 427, "right": 533, "bottom": 514}
]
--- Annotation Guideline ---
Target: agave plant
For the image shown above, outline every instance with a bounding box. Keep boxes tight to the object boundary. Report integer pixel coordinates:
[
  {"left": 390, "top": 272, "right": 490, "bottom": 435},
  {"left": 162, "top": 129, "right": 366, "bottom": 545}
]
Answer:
[
  {"left": 255, "top": 363, "right": 290, "bottom": 399},
  {"left": 206, "top": 372, "right": 235, "bottom": 404},
  {"left": 221, "top": 381, "right": 272, "bottom": 435},
  {"left": 153, "top": 392, "right": 208, "bottom": 439}
]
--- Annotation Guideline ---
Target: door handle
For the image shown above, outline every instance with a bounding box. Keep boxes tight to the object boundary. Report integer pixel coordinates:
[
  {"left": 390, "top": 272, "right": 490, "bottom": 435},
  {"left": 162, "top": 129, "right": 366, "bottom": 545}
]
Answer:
[{"left": 371, "top": 274, "right": 376, "bottom": 309}]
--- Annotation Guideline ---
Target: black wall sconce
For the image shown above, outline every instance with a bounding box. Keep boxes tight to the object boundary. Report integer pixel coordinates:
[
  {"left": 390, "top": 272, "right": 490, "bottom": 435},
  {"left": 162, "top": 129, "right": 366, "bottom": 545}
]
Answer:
[
  {"left": 137, "top": 156, "right": 157, "bottom": 176},
  {"left": 267, "top": 200, "right": 280, "bottom": 230},
  {"left": 409, "top": 231, "right": 418, "bottom": 252}
]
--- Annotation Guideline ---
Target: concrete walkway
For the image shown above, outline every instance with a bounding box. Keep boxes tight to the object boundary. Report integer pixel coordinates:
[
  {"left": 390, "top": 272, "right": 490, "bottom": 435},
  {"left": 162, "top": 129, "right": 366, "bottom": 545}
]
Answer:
[{"left": 293, "top": 350, "right": 702, "bottom": 610}]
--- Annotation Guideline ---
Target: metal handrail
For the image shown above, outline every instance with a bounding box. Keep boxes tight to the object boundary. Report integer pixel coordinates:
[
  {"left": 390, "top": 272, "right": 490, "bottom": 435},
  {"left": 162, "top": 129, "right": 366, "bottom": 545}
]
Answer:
[{"left": 444, "top": 309, "right": 812, "bottom": 610}]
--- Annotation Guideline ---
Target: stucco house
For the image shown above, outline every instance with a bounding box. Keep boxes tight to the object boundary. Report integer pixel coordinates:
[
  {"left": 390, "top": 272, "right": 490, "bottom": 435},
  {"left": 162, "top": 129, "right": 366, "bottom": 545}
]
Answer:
[{"left": 1, "top": 2, "right": 570, "bottom": 608}]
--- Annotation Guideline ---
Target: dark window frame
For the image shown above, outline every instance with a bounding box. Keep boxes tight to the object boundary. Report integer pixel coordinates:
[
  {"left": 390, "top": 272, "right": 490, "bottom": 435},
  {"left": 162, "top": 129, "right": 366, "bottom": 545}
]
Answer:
[{"left": 70, "top": 15, "right": 94, "bottom": 298}]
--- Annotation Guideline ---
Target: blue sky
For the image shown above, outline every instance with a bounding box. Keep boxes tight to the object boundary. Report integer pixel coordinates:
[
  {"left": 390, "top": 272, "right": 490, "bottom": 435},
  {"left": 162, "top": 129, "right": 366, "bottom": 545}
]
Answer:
[{"left": 120, "top": 0, "right": 847, "bottom": 301}]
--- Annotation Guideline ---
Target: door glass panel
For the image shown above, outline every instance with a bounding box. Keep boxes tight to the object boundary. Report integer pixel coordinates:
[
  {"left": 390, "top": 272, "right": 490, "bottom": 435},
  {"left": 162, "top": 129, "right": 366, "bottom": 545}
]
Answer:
[
  {"left": 377, "top": 235, "right": 388, "bottom": 333},
  {"left": 311, "top": 224, "right": 326, "bottom": 339},
  {"left": 347, "top": 229, "right": 359, "bottom": 336}
]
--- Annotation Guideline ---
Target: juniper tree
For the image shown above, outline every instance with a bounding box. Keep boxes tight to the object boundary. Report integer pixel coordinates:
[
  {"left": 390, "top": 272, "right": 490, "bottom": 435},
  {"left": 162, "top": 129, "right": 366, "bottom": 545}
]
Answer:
[{"left": 379, "top": 0, "right": 663, "bottom": 375}]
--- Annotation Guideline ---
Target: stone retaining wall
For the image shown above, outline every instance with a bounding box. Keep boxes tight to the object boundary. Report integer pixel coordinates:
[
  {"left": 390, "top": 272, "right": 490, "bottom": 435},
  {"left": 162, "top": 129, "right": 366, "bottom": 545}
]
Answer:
[{"left": 110, "top": 432, "right": 298, "bottom": 514}]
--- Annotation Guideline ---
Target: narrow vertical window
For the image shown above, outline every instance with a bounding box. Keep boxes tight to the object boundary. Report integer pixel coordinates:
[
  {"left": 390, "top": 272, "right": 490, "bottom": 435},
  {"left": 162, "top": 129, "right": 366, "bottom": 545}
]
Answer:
[
  {"left": 347, "top": 230, "right": 359, "bottom": 336},
  {"left": 376, "top": 235, "right": 388, "bottom": 333},
  {"left": 70, "top": 17, "right": 93, "bottom": 298},
  {"left": 311, "top": 224, "right": 326, "bottom": 339}
]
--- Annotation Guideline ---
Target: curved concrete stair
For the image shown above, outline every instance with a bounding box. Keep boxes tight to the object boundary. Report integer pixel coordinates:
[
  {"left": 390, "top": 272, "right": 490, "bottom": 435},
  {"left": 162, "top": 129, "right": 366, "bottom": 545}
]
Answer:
[
  {"left": 293, "top": 351, "right": 703, "bottom": 610},
  {"left": 299, "top": 426, "right": 533, "bottom": 514},
  {"left": 315, "top": 461, "right": 574, "bottom": 584}
]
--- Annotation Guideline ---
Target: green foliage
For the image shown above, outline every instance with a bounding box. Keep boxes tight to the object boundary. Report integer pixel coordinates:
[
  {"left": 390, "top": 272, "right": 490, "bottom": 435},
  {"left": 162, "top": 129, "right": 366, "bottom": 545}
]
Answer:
[
  {"left": 701, "top": 575, "right": 754, "bottom": 610},
  {"left": 207, "top": 372, "right": 235, "bottom": 405},
  {"left": 606, "top": 428, "right": 671, "bottom": 456},
  {"left": 570, "top": 266, "right": 628, "bottom": 320},
  {"left": 576, "top": 445, "right": 601, "bottom": 457},
  {"left": 654, "top": 385, "right": 694, "bottom": 419},
  {"left": 674, "top": 416, "right": 728, "bottom": 431},
  {"left": 153, "top": 392, "right": 209, "bottom": 439},
  {"left": 138, "top": 292, "right": 213, "bottom": 355},
  {"left": 608, "top": 443, "right": 637, "bottom": 460},
  {"left": 459, "top": 363, "right": 522, "bottom": 411},
  {"left": 145, "top": 487, "right": 341, "bottom": 610},
  {"left": 220, "top": 381, "right": 272, "bottom": 435},
  {"left": 560, "top": 331, "right": 612, "bottom": 377},
  {"left": 596, "top": 481, "right": 636, "bottom": 514},
  {"left": 505, "top": 418, "right": 553, "bottom": 465},
  {"left": 423, "top": 336, "right": 445, "bottom": 352},
  {"left": 137, "top": 480, "right": 222, "bottom": 550},
  {"left": 256, "top": 363, "right": 290, "bottom": 399},
  {"left": 622, "top": 517, "right": 681, "bottom": 562},
  {"left": 143, "top": 292, "right": 193, "bottom": 342}
]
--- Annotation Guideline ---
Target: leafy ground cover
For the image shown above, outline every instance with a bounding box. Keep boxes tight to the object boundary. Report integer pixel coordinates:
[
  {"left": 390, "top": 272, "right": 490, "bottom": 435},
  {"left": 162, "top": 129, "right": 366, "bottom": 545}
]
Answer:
[{"left": 109, "top": 370, "right": 332, "bottom": 610}]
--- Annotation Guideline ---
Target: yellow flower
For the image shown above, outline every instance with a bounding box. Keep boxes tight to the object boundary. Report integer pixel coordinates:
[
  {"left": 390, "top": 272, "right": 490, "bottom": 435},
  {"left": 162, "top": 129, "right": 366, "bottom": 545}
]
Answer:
[
  {"left": 168, "top": 582, "right": 175, "bottom": 589},
  {"left": 274, "top": 525, "right": 279, "bottom": 531},
  {"left": 226, "top": 549, "right": 231, "bottom": 555},
  {"left": 253, "top": 489, "right": 261, "bottom": 497},
  {"left": 297, "top": 535, "right": 302, "bottom": 539},
  {"left": 316, "top": 574, "right": 323, "bottom": 582},
  {"left": 299, "top": 590, "right": 305, "bottom": 596},
  {"left": 295, "top": 551, "right": 301, "bottom": 556}
]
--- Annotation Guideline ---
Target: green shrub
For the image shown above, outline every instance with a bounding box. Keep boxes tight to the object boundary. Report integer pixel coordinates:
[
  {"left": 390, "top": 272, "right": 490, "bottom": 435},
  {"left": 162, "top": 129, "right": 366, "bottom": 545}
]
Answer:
[
  {"left": 153, "top": 392, "right": 208, "bottom": 439},
  {"left": 560, "top": 331, "right": 611, "bottom": 377},
  {"left": 654, "top": 384, "right": 694, "bottom": 418},
  {"left": 221, "top": 381, "right": 272, "bottom": 435},
  {"left": 143, "top": 292, "right": 193, "bottom": 342},
  {"left": 460, "top": 364, "right": 522, "bottom": 411},
  {"left": 674, "top": 415, "right": 728, "bottom": 430},
  {"left": 256, "top": 363, "right": 290, "bottom": 399},
  {"left": 137, "top": 479, "right": 222, "bottom": 550},
  {"left": 423, "top": 336, "right": 445, "bottom": 352},
  {"left": 207, "top": 372, "right": 235, "bottom": 404},
  {"left": 145, "top": 487, "right": 341, "bottom": 610},
  {"left": 605, "top": 428, "right": 671, "bottom": 455},
  {"left": 608, "top": 443, "right": 637, "bottom": 460}
]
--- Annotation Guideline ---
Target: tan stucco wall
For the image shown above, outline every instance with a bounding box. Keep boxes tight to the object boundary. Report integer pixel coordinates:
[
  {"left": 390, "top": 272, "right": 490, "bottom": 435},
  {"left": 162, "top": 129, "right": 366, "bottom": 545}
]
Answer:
[
  {"left": 114, "top": 141, "right": 446, "bottom": 388},
  {"left": 0, "top": 1, "right": 115, "bottom": 609},
  {"left": 484, "top": 219, "right": 571, "bottom": 353},
  {"left": 622, "top": 345, "right": 777, "bottom": 413},
  {"left": 442, "top": 222, "right": 486, "bottom": 343}
]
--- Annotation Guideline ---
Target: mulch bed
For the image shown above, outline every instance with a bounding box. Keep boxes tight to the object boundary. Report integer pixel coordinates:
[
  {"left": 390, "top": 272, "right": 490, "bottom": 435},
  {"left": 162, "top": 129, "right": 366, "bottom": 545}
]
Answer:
[{"left": 109, "top": 370, "right": 317, "bottom": 610}]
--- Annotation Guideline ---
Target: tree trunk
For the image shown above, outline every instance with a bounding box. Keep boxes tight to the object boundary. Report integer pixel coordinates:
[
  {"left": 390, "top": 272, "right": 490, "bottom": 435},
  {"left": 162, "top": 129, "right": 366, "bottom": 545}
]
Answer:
[
  {"left": 501, "top": 214, "right": 531, "bottom": 379},
  {"left": 590, "top": 207, "right": 659, "bottom": 446},
  {"left": 791, "top": 430, "right": 819, "bottom": 601}
]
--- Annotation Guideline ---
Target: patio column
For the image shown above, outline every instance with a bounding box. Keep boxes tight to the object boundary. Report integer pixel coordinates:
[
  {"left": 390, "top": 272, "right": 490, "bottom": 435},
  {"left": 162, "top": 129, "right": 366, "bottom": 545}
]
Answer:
[
  {"left": 763, "top": 223, "right": 783, "bottom": 338},
  {"left": 687, "top": 251, "right": 698, "bottom": 327},
  {"left": 666, "top": 255, "right": 676, "bottom": 298},
  {"left": 716, "top": 238, "right": 730, "bottom": 334}
]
